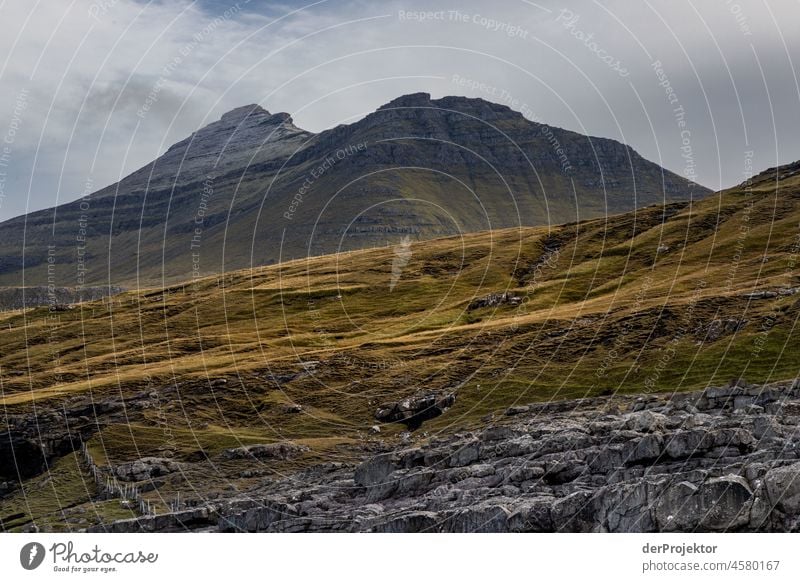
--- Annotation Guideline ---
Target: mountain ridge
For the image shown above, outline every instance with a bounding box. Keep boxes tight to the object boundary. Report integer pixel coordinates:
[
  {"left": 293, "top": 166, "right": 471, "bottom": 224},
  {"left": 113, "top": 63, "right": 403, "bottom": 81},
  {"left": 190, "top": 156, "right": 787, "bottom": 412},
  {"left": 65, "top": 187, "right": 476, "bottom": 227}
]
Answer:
[{"left": 0, "top": 93, "right": 710, "bottom": 287}]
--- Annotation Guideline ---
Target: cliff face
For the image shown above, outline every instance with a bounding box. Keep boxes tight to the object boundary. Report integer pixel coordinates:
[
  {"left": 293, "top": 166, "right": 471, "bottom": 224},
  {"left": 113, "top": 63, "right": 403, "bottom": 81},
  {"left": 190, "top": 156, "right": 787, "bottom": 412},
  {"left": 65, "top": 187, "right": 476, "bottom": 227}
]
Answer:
[{"left": 0, "top": 93, "right": 708, "bottom": 287}]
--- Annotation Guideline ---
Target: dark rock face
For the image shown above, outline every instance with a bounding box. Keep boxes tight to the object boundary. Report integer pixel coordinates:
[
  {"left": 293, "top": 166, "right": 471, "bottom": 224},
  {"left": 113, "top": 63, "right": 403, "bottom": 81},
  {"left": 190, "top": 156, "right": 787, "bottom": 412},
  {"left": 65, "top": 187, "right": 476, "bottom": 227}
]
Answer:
[
  {"left": 88, "top": 378, "right": 800, "bottom": 533},
  {"left": 375, "top": 392, "right": 456, "bottom": 429},
  {"left": 0, "top": 435, "right": 47, "bottom": 480},
  {"left": 0, "top": 389, "right": 158, "bottom": 493}
]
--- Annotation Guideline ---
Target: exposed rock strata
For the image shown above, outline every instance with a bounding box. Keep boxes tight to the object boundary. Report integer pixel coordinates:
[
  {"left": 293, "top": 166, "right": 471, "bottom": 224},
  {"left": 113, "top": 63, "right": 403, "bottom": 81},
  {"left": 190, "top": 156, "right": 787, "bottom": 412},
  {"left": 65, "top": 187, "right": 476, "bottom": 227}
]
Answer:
[{"left": 88, "top": 378, "right": 800, "bottom": 532}]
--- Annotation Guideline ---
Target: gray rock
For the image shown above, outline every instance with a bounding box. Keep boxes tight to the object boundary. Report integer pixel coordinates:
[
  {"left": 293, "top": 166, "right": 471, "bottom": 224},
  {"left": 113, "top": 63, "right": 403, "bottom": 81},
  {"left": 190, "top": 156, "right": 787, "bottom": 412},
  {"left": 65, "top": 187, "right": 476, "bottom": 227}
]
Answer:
[
  {"left": 656, "top": 475, "right": 752, "bottom": 531},
  {"left": 623, "top": 410, "right": 667, "bottom": 433},
  {"left": 63, "top": 378, "right": 800, "bottom": 532},
  {"left": 222, "top": 442, "right": 309, "bottom": 461},
  {"left": 508, "top": 499, "right": 554, "bottom": 532},
  {"left": 445, "top": 503, "right": 510, "bottom": 532},
  {"left": 354, "top": 453, "right": 397, "bottom": 487},
  {"left": 764, "top": 462, "right": 800, "bottom": 514},
  {"left": 114, "top": 457, "right": 184, "bottom": 482},
  {"left": 369, "top": 511, "right": 439, "bottom": 533},
  {"left": 449, "top": 441, "right": 481, "bottom": 467}
]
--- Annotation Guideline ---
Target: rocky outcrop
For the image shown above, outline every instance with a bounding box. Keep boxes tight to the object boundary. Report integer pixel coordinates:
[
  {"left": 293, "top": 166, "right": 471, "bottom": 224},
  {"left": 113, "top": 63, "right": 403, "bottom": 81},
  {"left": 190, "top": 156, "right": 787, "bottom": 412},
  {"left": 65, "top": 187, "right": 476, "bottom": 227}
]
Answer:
[
  {"left": 114, "top": 457, "right": 185, "bottom": 482},
  {"left": 0, "top": 388, "right": 167, "bottom": 494},
  {"left": 467, "top": 292, "right": 522, "bottom": 310},
  {"left": 0, "top": 435, "right": 48, "bottom": 480},
  {"left": 221, "top": 442, "right": 309, "bottom": 461},
  {"left": 88, "top": 378, "right": 800, "bottom": 532},
  {"left": 375, "top": 391, "right": 456, "bottom": 429}
]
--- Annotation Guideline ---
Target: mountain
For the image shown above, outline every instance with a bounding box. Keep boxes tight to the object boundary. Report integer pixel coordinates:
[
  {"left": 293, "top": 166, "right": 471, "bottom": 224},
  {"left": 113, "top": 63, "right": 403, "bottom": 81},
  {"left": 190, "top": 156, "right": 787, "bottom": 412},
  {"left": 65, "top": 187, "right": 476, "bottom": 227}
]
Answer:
[
  {"left": 0, "top": 93, "right": 709, "bottom": 288},
  {"left": 0, "top": 158, "right": 797, "bottom": 531}
]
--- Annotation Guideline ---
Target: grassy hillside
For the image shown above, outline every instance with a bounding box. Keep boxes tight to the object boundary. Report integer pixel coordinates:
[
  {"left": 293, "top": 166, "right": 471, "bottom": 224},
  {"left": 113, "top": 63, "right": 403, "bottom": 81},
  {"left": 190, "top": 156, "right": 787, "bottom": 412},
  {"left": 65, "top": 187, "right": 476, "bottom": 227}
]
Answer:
[
  {"left": 1, "top": 163, "right": 798, "bottom": 528},
  {"left": 1, "top": 164, "right": 798, "bottom": 420}
]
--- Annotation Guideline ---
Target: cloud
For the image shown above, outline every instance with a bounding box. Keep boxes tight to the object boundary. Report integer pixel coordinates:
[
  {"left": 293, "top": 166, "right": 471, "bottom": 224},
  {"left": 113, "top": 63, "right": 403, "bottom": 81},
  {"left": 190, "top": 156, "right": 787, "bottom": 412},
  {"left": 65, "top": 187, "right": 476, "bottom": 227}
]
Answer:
[{"left": 0, "top": 0, "right": 798, "bottom": 222}]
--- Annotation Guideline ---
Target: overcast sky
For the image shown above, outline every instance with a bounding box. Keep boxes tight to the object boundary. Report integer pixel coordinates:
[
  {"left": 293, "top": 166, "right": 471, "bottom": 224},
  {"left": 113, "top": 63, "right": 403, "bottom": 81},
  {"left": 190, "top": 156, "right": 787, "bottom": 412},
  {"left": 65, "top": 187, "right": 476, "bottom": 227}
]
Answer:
[{"left": 1, "top": 0, "right": 798, "bottom": 222}]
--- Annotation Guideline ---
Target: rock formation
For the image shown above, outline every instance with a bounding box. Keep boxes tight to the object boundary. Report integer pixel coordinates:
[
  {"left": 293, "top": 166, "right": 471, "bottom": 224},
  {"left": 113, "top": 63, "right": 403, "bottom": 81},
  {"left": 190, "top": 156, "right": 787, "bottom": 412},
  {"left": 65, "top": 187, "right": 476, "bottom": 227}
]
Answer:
[{"left": 85, "top": 378, "right": 800, "bottom": 532}]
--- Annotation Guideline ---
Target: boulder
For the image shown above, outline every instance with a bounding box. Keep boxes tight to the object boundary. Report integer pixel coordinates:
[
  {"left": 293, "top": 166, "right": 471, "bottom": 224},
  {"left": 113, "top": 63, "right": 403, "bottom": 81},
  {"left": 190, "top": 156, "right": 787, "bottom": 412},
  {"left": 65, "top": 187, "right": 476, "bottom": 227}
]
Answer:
[
  {"left": 764, "top": 462, "right": 800, "bottom": 514},
  {"left": 655, "top": 475, "right": 752, "bottom": 531},
  {"left": 622, "top": 410, "right": 667, "bottom": 433},
  {"left": 114, "top": 457, "right": 184, "bottom": 482},
  {"left": 354, "top": 453, "right": 397, "bottom": 487},
  {"left": 375, "top": 391, "right": 455, "bottom": 429},
  {"left": 508, "top": 498, "right": 554, "bottom": 532},
  {"left": 445, "top": 503, "right": 510, "bottom": 532}
]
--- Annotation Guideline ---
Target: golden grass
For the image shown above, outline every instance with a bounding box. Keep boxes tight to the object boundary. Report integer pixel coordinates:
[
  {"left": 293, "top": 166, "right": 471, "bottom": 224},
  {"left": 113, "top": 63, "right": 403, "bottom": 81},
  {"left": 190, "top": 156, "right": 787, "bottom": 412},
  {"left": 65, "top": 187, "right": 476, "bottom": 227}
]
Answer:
[{"left": 1, "top": 178, "right": 799, "bottom": 447}]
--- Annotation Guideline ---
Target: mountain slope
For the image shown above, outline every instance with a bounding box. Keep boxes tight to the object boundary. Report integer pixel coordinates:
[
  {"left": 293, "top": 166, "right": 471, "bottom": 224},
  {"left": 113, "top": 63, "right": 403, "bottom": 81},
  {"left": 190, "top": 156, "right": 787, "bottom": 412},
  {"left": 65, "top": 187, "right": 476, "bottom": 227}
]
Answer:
[
  {"left": 0, "top": 159, "right": 796, "bottom": 416},
  {"left": 0, "top": 93, "right": 708, "bottom": 288},
  {"left": 0, "top": 160, "right": 796, "bottom": 530}
]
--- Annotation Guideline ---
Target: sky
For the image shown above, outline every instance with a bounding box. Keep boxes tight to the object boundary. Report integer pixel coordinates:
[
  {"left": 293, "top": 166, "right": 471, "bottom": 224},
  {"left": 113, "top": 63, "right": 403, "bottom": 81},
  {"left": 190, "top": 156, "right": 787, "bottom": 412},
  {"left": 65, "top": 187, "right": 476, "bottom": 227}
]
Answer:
[{"left": 0, "top": 0, "right": 798, "bottom": 222}]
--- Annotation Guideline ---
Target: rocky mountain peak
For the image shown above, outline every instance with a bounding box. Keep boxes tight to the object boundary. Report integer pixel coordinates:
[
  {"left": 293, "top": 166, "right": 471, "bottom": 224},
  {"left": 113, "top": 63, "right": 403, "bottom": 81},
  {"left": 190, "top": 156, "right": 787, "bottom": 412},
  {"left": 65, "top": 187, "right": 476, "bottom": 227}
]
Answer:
[
  {"left": 96, "top": 103, "right": 312, "bottom": 196},
  {"left": 375, "top": 92, "right": 523, "bottom": 121},
  {"left": 163, "top": 105, "right": 307, "bottom": 157},
  {"left": 376, "top": 92, "right": 434, "bottom": 110},
  {"left": 211, "top": 105, "right": 298, "bottom": 133},
  {"left": 220, "top": 103, "right": 270, "bottom": 122}
]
